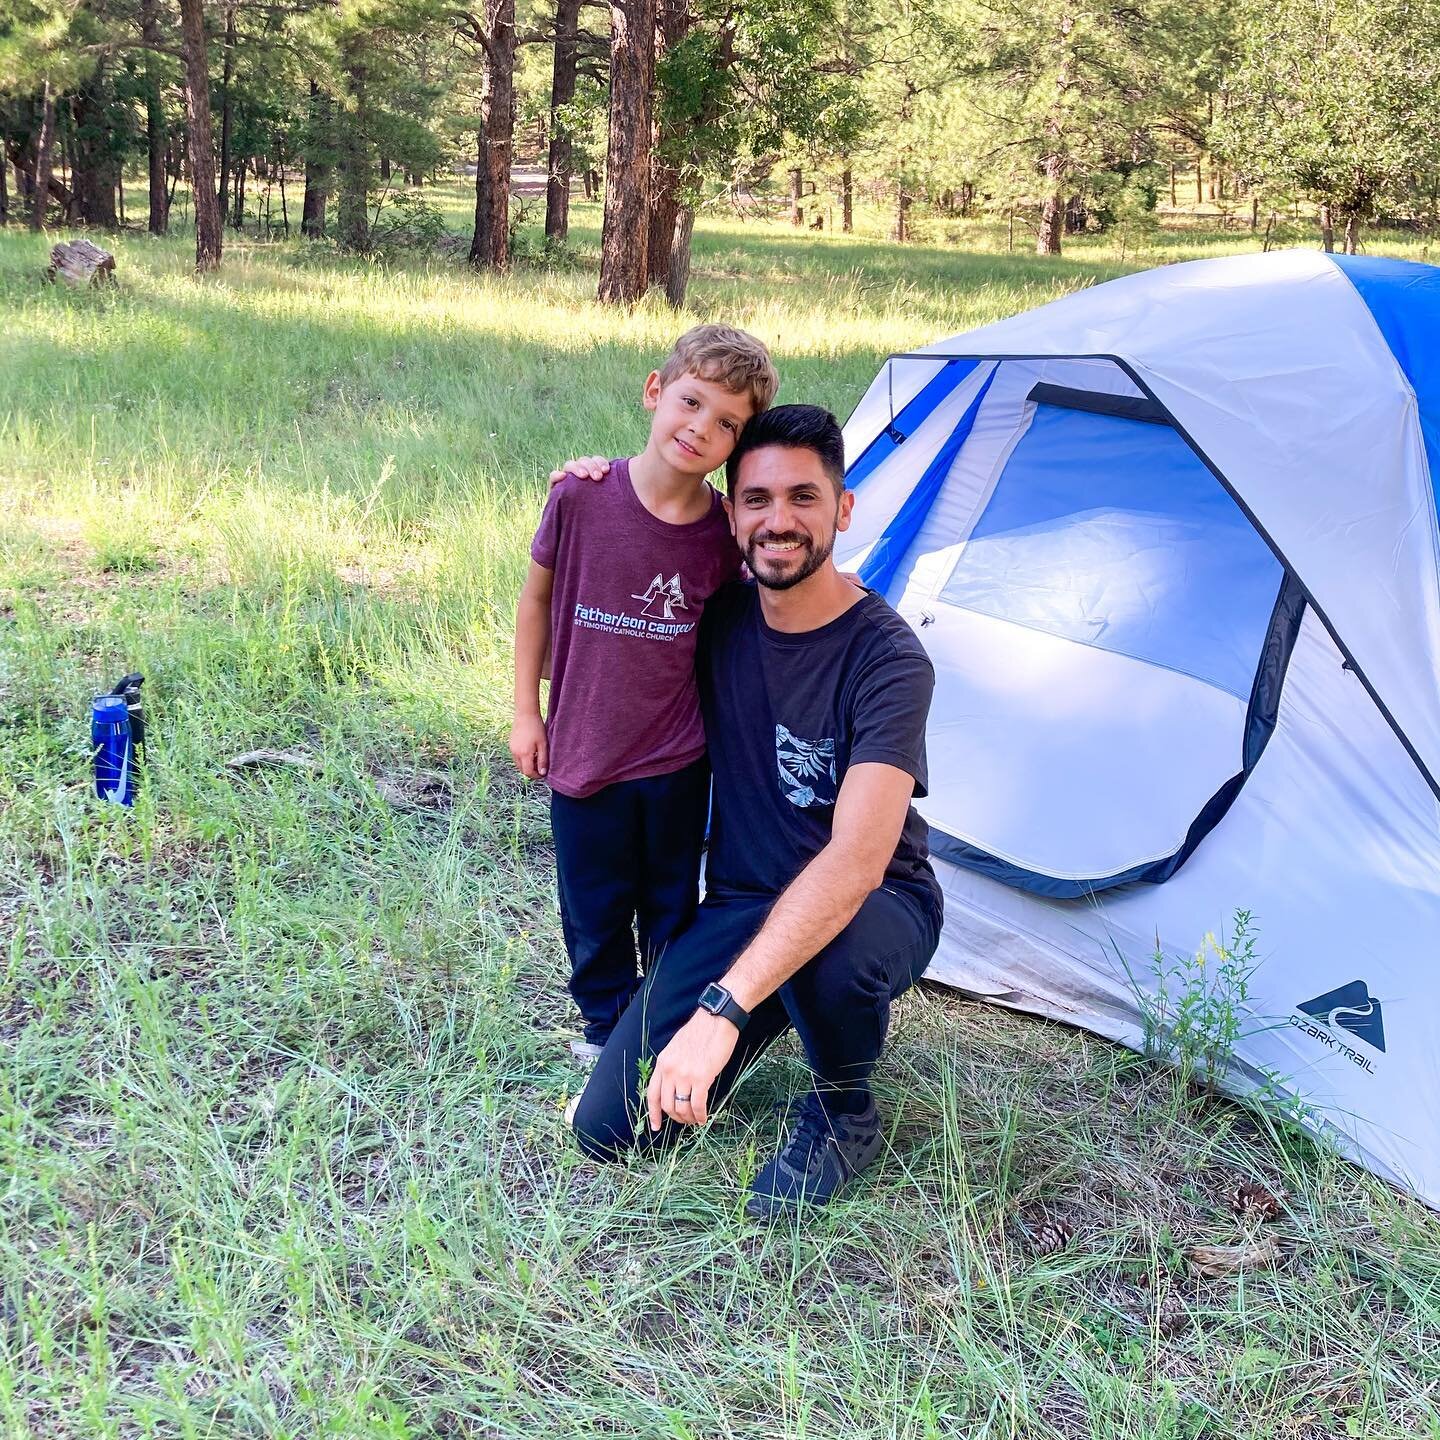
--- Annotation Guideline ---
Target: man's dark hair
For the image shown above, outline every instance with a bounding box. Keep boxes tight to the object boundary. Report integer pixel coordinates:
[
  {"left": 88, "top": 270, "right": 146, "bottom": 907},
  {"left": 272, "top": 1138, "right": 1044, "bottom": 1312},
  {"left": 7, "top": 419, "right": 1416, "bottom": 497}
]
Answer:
[{"left": 725, "top": 403, "right": 846, "bottom": 495}]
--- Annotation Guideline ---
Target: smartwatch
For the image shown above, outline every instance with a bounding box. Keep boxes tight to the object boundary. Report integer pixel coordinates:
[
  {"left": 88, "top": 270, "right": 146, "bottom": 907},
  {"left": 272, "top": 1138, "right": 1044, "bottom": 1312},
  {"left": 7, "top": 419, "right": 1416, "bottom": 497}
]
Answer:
[{"left": 697, "top": 981, "right": 750, "bottom": 1033}]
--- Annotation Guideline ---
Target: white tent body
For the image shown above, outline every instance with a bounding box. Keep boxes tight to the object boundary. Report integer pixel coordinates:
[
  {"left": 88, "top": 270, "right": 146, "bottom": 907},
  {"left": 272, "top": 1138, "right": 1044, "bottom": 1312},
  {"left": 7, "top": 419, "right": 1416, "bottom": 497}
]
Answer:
[{"left": 836, "top": 249, "right": 1440, "bottom": 1205}]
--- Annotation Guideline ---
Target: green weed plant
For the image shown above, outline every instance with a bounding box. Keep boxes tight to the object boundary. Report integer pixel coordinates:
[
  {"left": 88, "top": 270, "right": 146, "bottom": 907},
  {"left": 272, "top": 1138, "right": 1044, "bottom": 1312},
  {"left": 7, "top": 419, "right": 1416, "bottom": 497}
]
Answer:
[{"left": 1136, "top": 908, "right": 1260, "bottom": 1094}]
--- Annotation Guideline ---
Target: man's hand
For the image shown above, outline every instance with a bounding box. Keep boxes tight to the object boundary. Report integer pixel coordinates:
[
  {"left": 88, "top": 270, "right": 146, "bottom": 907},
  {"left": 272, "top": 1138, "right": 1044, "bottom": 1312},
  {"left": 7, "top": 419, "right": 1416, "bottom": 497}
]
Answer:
[
  {"left": 647, "top": 1010, "right": 740, "bottom": 1129},
  {"left": 508, "top": 713, "right": 548, "bottom": 779},
  {"left": 548, "top": 456, "right": 611, "bottom": 487}
]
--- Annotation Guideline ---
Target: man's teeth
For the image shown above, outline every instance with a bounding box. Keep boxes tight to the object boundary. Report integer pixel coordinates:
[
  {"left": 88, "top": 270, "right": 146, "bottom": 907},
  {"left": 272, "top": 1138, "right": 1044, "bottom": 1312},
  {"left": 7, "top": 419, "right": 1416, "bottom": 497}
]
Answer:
[{"left": 762, "top": 541, "right": 800, "bottom": 551}]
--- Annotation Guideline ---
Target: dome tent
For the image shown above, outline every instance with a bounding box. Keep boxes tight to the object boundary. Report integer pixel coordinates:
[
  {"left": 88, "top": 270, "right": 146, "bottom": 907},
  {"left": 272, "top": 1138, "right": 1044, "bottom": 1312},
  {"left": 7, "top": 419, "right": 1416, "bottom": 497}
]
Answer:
[{"left": 835, "top": 249, "right": 1440, "bottom": 1205}]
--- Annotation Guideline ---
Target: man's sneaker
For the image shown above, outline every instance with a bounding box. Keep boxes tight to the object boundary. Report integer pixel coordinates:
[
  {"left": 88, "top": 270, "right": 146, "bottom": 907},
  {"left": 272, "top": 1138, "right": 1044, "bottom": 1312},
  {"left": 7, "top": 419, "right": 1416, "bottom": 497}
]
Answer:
[{"left": 745, "top": 1092, "right": 883, "bottom": 1219}]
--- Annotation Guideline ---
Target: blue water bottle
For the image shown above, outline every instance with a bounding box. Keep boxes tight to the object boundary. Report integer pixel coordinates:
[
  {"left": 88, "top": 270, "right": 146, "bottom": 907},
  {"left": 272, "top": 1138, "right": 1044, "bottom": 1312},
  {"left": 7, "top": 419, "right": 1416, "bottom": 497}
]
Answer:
[{"left": 91, "top": 673, "right": 144, "bottom": 806}]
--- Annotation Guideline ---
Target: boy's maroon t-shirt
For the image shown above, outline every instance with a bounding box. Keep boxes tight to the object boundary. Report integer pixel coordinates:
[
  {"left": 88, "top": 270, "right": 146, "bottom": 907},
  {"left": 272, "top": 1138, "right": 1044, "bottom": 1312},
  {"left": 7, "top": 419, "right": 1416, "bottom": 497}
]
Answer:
[{"left": 531, "top": 458, "right": 741, "bottom": 798}]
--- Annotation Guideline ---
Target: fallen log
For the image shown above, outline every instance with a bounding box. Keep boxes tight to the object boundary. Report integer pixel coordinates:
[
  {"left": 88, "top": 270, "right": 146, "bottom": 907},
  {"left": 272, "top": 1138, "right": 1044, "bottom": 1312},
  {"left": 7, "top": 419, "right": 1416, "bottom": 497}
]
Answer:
[{"left": 46, "top": 238, "right": 116, "bottom": 287}]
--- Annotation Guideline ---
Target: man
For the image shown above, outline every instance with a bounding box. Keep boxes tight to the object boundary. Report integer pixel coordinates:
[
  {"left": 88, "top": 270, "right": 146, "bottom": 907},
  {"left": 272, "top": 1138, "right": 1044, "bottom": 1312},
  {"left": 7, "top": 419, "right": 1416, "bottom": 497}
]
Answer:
[{"left": 571, "top": 404, "right": 943, "bottom": 1218}]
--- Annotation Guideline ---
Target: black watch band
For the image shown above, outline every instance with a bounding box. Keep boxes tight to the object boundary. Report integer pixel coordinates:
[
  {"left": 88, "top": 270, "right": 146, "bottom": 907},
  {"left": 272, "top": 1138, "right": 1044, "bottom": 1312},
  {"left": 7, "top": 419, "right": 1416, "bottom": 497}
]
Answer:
[{"left": 697, "top": 981, "right": 750, "bottom": 1033}]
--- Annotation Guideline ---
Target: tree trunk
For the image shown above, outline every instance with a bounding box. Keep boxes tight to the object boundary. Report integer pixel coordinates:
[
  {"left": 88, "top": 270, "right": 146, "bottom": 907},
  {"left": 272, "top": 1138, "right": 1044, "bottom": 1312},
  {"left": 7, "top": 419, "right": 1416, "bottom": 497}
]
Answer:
[
  {"left": 380, "top": 156, "right": 391, "bottom": 182},
  {"left": 167, "top": 132, "right": 182, "bottom": 214},
  {"left": 301, "top": 82, "right": 332, "bottom": 237},
  {"left": 13, "top": 153, "right": 32, "bottom": 211},
  {"left": 1036, "top": 151, "right": 1065, "bottom": 255},
  {"left": 337, "top": 39, "right": 373, "bottom": 253},
  {"left": 31, "top": 80, "right": 55, "bottom": 231},
  {"left": 646, "top": 0, "right": 689, "bottom": 287},
  {"left": 64, "top": 111, "right": 81, "bottom": 223},
  {"left": 665, "top": 203, "right": 694, "bottom": 308},
  {"left": 789, "top": 166, "right": 803, "bottom": 226},
  {"left": 218, "top": 5, "right": 236, "bottom": 221},
  {"left": 72, "top": 65, "right": 120, "bottom": 228},
  {"left": 1344, "top": 212, "right": 1359, "bottom": 254},
  {"left": 140, "top": 0, "right": 169, "bottom": 234},
  {"left": 0, "top": 138, "right": 8, "bottom": 225},
  {"left": 470, "top": 0, "right": 516, "bottom": 268},
  {"left": 661, "top": 21, "right": 730, "bottom": 309},
  {"left": 597, "top": 0, "right": 656, "bottom": 304},
  {"left": 545, "top": 0, "right": 581, "bottom": 240},
  {"left": 1195, "top": 153, "right": 1203, "bottom": 204},
  {"left": 841, "top": 166, "right": 852, "bottom": 232},
  {"left": 1319, "top": 202, "right": 1334, "bottom": 252},
  {"left": 1035, "top": 14, "right": 1073, "bottom": 256},
  {"left": 178, "top": 0, "right": 222, "bottom": 271},
  {"left": 233, "top": 158, "right": 246, "bottom": 229},
  {"left": 893, "top": 179, "right": 909, "bottom": 242},
  {"left": 1169, "top": 160, "right": 1176, "bottom": 207}
]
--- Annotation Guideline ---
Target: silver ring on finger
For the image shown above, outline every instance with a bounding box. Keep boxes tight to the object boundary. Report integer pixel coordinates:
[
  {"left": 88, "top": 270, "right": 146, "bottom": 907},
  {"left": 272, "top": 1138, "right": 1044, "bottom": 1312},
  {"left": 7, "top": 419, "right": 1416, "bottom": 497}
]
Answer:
[{"left": 674, "top": 1091, "right": 692, "bottom": 1104}]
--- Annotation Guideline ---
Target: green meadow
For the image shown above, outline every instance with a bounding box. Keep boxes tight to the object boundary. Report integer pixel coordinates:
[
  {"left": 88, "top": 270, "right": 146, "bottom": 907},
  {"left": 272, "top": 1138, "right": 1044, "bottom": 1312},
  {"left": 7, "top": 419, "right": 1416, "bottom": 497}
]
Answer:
[{"left": 2, "top": 192, "right": 1438, "bottom": 1438}]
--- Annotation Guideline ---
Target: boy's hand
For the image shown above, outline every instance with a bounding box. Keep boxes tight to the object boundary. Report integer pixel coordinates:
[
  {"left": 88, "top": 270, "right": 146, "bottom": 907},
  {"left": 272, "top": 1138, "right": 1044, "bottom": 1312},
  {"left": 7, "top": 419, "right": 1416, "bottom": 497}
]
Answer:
[
  {"left": 509, "top": 714, "right": 549, "bottom": 779},
  {"left": 548, "top": 456, "right": 611, "bottom": 486}
]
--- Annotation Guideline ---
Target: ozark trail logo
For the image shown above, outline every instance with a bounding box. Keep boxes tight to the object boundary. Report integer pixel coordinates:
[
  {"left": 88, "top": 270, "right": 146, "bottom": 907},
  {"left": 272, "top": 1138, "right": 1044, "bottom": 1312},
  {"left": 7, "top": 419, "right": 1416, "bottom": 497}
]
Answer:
[
  {"left": 632, "top": 573, "right": 688, "bottom": 622},
  {"left": 776, "top": 724, "right": 836, "bottom": 808},
  {"left": 1290, "top": 980, "right": 1385, "bottom": 1074}
]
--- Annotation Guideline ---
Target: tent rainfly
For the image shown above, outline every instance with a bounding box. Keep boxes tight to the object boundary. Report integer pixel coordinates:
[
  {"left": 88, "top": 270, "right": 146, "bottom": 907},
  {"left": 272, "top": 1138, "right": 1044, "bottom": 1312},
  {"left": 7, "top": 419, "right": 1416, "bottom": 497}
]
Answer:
[{"left": 836, "top": 249, "right": 1440, "bottom": 1206}]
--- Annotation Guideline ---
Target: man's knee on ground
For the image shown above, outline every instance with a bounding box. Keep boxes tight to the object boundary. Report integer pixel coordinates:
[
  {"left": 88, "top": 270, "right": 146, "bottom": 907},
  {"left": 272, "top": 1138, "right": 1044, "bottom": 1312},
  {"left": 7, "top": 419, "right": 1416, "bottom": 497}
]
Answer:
[
  {"left": 570, "top": 1086, "right": 633, "bottom": 1162},
  {"left": 572, "top": 1086, "right": 682, "bottom": 1162}
]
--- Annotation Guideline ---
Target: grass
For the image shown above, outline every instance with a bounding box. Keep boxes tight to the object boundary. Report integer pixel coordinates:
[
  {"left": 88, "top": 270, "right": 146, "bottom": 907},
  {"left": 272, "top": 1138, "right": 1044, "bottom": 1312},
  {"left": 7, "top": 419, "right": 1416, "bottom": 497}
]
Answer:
[{"left": 2, "top": 192, "right": 1439, "bottom": 1437}]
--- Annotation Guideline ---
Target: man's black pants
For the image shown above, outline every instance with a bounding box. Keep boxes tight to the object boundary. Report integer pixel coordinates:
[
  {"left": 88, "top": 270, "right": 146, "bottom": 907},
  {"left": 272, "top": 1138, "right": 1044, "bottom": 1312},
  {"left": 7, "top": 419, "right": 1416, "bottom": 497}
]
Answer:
[
  {"left": 550, "top": 758, "right": 710, "bottom": 1046},
  {"left": 571, "top": 881, "right": 941, "bottom": 1160}
]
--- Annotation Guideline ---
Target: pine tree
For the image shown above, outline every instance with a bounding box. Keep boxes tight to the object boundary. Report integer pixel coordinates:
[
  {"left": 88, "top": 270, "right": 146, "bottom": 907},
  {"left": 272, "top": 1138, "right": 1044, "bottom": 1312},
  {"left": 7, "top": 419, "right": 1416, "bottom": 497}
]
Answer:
[{"left": 1215, "top": 0, "right": 1440, "bottom": 252}]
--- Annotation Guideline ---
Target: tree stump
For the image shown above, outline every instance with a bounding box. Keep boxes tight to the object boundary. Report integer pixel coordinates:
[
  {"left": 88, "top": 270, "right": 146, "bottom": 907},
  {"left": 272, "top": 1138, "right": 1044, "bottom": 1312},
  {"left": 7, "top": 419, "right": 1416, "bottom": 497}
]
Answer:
[{"left": 46, "top": 238, "right": 116, "bottom": 287}]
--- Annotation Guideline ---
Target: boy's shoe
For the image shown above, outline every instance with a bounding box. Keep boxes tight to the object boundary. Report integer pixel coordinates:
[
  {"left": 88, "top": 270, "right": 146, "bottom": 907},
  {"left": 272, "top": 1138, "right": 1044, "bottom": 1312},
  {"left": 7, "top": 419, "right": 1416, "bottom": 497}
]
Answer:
[
  {"left": 745, "top": 1092, "right": 883, "bottom": 1220},
  {"left": 564, "top": 1087, "right": 585, "bottom": 1128},
  {"left": 563, "top": 1039, "right": 604, "bottom": 1128}
]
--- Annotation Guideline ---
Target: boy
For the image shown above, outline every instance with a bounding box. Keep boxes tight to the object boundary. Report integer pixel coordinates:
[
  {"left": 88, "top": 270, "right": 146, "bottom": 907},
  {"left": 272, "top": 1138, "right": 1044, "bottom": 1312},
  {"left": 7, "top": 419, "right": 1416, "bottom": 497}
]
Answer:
[{"left": 510, "top": 325, "right": 779, "bottom": 1067}]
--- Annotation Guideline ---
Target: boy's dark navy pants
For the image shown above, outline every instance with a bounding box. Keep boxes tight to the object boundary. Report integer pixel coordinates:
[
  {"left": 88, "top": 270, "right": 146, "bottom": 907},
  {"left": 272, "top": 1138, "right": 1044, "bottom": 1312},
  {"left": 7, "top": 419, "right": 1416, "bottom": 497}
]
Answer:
[
  {"left": 550, "top": 758, "right": 710, "bottom": 1045},
  {"left": 571, "top": 881, "right": 941, "bottom": 1160}
]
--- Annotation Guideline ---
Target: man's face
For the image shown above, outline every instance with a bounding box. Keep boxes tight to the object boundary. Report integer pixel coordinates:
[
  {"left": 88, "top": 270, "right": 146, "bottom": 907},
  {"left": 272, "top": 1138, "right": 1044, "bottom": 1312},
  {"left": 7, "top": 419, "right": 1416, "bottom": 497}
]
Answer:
[
  {"left": 726, "top": 445, "right": 854, "bottom": 591},
  {"left": 644, "top": 371, "right": 754, "bottom": 476}
]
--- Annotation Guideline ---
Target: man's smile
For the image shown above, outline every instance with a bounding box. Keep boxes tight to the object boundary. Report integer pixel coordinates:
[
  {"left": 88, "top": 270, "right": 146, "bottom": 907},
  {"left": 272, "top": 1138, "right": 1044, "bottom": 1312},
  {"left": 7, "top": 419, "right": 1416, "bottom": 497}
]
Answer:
[{"left": 753, "top": 533, "right": 808, "bottom": 556}]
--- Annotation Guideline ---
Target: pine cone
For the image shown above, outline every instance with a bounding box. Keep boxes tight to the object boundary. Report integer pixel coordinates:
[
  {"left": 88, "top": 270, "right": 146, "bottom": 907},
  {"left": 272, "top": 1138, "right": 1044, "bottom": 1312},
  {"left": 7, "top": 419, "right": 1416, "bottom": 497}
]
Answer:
[
  {"left": 1228, "top": 1179, "right": 1284, "bottom": 1222},
  {"left": 1156, "top": 1289, "right": 1188, "bottom": 1335},
  {"left": 1027, "top": 1217, "right": 1075, "bottom": 1256}
]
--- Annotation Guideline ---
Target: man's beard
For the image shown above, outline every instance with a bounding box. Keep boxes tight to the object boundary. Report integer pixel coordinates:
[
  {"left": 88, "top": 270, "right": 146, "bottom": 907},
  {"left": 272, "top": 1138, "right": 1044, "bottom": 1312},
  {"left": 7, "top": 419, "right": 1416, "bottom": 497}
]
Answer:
[{"left": 744, "top": 528, "right": 836, "bottom": 591}]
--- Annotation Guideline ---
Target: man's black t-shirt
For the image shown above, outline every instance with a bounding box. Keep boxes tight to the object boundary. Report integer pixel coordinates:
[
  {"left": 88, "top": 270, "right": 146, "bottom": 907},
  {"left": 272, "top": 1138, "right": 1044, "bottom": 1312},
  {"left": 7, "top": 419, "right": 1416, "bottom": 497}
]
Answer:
[{"left": 698, "top": 581, "right": 942, "bottom": 913}]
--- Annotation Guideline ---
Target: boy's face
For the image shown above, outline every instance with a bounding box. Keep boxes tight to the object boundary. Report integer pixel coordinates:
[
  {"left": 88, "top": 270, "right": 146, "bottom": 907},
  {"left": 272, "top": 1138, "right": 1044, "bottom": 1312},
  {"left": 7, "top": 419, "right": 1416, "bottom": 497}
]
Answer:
[{"left": 643, "top": 370, "right": 755, "bottom": 476}]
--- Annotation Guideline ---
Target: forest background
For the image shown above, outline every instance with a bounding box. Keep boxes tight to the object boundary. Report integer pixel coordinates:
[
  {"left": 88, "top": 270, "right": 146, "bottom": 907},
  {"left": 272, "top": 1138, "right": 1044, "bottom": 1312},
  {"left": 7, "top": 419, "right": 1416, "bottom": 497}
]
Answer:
[{"left": 6, "top": 0, "right": 1440, "bottom": 291}]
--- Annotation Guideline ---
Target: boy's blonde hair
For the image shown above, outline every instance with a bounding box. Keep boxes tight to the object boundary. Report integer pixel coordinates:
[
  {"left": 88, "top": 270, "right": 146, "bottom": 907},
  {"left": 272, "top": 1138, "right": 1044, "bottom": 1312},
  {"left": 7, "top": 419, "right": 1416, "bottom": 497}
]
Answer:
[{"left": 657, "top": 324, "right": 779, "bottom": 418}]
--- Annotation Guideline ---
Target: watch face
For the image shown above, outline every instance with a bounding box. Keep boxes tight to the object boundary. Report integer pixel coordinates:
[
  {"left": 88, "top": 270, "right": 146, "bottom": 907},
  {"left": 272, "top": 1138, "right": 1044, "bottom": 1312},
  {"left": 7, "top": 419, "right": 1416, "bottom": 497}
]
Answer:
[{"left": 700, "top": 983, "right": 727, "bottom": 1012}]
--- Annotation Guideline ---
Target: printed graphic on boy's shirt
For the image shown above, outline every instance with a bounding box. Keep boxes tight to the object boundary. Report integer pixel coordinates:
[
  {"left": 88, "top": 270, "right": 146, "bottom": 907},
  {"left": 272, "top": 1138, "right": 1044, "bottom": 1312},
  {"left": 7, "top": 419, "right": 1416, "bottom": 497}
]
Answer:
[
  {"left": 572, "top": 569, "right": 697, "bottom": 641},
  {"left": 632, "top": 573, "right": 688, "bottom": 621},
  {"left": 776, "top": 724, "right": 837, "bottom": 808}
]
